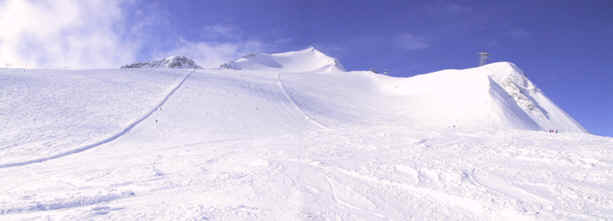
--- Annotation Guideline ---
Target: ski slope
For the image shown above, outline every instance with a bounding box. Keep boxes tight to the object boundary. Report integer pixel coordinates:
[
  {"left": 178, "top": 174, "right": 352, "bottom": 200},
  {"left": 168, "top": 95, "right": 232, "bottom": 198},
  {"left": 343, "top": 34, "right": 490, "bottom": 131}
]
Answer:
[{"left": 0, "top": 48, "right": 610, "bottom": 220}]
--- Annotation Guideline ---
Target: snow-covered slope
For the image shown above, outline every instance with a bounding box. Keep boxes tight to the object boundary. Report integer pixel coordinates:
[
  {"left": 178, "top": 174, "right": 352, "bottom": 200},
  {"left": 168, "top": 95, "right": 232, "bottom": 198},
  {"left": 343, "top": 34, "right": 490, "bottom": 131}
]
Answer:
[
  {"left": 0, "top": 48, "right": 609, "bottom": 220},
  {"left": 0, "top": 68, "right": 189, "bottom": 165},
  {"left": 121, "top": 56, "right": 202, "bottom": 69},
  {"left": 218, "top": 47, "right": 583, "bottom": 132},
  {"left": 220, "top": 46, "right": 345, "bottom": 72},
  {"left": 378, "top": 62, "right": 586, "bottom": 132}
]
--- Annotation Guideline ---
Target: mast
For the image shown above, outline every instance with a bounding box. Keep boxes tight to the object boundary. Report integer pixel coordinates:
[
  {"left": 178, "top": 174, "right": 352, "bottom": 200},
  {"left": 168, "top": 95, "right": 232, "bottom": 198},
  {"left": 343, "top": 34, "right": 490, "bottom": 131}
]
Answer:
[{"left": 479, "top": 52, "right": 489, "bottom": 66}]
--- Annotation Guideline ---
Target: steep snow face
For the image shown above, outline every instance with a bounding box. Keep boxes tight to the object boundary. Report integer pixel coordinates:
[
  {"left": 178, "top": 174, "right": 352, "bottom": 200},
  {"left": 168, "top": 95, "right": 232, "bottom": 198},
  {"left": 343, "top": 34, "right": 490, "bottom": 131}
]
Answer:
[
  {"left": 121, "top": 56, "right": 202, "bottom": 69},
  {"left": 377, "top": 69, "right": 540, "bottom": 130},
  {"left": 483, "top": 62, "right": 587, "bottom": 133},
  {"left": 378, "top": 62, "right": 586, "bottom": 132},
  {"left": 220, "top": 46, "right": 345, "bottom": 72}
]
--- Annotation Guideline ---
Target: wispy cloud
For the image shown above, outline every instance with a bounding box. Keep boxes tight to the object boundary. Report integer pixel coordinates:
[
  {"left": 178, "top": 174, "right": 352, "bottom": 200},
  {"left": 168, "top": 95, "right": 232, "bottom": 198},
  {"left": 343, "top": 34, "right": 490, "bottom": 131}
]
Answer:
[
  {"left": 509, "top": 28, "right": 531, "bottom": 39},
  {"left": 425, "top": 3, "right": 472, "bottom": 15},
  {"left": 444, "top": 3, "right": 472, "bottom": 14},
  {"left": 395, "top": 33, "right": 429, "bottom": 50},
  {"left": 0, "top": 0, "right": 141, "bottom": 68},
  {"left": 487, "top": 40, "right": 499, "bottom": 48},
  {"left": 157, "top": 24, "right": 290, "bottom": 68},
  {"left": 158, "top": 39, "right": 264, "bottom": 68},
  {"left": 203, "top": 24, "right": 241, "bottom": 40}
]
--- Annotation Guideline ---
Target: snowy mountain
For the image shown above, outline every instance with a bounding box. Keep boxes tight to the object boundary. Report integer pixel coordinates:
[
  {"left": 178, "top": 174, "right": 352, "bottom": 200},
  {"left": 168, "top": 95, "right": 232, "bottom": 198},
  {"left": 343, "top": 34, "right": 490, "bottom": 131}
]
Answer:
[
  {"left": 220, "top": 46, "right": 345, "bottom": 72},
  {"left": 0, "top": 48, "right": 610, "bottom": 220},
  {"left": 121, "top": 56, "right": 202, "bottom": 69},
  {"left": 378, "top": 62, "right": 586, "bottom": 132},
  {"left": 217, "top": 47, "right": 584, "bottom": 132}
]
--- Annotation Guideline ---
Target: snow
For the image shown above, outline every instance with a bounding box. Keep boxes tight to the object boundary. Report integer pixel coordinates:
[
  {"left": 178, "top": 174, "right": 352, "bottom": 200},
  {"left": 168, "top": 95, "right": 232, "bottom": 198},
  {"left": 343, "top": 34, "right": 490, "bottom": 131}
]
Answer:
[
  {"left": 378, "top": 62, "right": 585, "bottom": 132},
  {"left": 0, "top": 68, "right": 188, "bottom": 165},
  {"left": 220, "top": 46, "right": 345, "bottom": 72},
  {"left": 0, "top": 48, "right": 611, "bottom": 220}
]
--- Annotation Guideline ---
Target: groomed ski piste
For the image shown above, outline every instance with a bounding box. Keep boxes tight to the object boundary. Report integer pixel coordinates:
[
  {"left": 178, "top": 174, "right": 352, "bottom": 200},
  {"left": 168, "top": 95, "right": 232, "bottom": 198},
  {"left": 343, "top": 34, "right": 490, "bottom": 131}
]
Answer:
[{"left": 0, "top": 47, "right": 611, "bottom": 220}]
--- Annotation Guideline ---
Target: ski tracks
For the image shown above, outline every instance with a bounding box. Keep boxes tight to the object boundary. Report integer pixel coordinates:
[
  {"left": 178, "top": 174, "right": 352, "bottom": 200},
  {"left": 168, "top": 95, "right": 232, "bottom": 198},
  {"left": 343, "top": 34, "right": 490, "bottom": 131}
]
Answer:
[
  {"left": 294, "top": 159, "right": 485, "bottom": 217},
  {"left": 277, "top": 72, "right": 329, "bottom": 130},
  {"left": 0, "top": 69, "right": 195, "bottom": 169},
  {"left": 0, "top": 191, "right": 135, "bottom": 215}
]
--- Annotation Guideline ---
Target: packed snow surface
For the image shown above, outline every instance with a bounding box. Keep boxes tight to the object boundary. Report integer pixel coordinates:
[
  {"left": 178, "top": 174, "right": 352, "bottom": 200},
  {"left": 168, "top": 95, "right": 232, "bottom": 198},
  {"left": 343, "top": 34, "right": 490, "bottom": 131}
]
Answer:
[{"left": 0, "top": 48, "right": 610, "bottom": 220}]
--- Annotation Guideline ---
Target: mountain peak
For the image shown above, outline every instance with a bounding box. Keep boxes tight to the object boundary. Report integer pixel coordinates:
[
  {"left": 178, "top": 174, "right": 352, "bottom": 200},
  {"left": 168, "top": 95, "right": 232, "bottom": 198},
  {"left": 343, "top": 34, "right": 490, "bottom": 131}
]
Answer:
[
  {"left": 304, "top": 45, "right": 320, "bottom": 53},
  {"left": 121, "top": 56, "right": 202, "bottom": 69},
  {"left": 220, "top": 47, "right": 345, "bottom": 72},
  {"left": 382, "top": 61, "right": 586, "bottom": 133}
]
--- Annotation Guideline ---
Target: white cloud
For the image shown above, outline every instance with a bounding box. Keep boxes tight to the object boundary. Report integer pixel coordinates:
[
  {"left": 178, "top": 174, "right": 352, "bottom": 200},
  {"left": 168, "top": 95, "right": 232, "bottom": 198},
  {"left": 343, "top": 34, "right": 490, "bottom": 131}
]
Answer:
[
  {"left": 158, "top": 39, "right": 264, "bottom": 68},
  {"left": 395, "top": 33, "right": 429, "bottom": 50},
  {"left": 156, "top": 23, "right": 271, "bottom": 68},
  {"left": 0, "top": 0, "right": 138, "bottom": 68},
  {"left": 0, "top": 1, "right": 270, "bottom": 69},
  {"left": 203, "top": 24, "right": 240, "bottom": 39}
]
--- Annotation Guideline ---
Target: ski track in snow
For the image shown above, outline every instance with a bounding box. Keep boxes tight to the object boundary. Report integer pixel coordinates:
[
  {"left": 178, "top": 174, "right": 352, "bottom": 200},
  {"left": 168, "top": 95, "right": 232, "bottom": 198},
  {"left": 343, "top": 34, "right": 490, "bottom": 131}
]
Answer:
[
  {"left": 301, "top": 159, "right": 486, "bottom": 215},
  {"left": 0, "top": 70, "right": 194, "bottom": 169},
  {"left": 277, "top": 72, "right": 329, "bottom": 130},
  {"left": 0, "top": 191, "right": 135, "bottom": 215}
]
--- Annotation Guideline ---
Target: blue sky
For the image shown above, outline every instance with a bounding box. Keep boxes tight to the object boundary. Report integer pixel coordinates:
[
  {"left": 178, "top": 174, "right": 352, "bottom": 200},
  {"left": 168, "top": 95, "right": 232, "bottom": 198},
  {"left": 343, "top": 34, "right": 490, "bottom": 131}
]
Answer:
[{"left": 1, "top": 0, "right": 611, "bottom": 136}]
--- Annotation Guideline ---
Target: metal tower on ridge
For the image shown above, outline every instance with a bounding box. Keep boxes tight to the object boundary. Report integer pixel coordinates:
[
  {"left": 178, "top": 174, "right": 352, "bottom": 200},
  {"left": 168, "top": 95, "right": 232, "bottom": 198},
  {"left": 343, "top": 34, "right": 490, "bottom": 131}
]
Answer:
[{"left": 479, "top": 52, "right": 489, "bottom": 66}]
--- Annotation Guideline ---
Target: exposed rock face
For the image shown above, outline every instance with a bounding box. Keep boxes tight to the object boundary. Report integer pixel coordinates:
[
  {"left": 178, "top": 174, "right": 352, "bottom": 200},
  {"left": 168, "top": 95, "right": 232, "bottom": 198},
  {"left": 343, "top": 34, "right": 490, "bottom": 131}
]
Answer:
[{"left": 121, "top": 56, "right": 202, "bottom": 69}]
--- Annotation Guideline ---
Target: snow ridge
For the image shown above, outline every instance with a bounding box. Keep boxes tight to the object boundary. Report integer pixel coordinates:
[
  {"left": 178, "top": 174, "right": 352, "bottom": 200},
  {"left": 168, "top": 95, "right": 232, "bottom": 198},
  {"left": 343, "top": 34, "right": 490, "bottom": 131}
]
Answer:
[
  {"left": 378, "top": 62, "right": 585, "bottom": 132},
  {"left": 220, "top": 46, "right": 345, "bottom": 72},
  {"left": 483, "top": 62, "right": 587, "bottom": 133}
]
